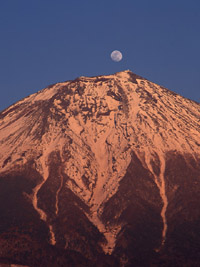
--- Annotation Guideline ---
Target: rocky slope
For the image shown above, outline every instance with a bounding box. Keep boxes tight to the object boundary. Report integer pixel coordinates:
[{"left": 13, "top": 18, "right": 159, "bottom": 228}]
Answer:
[{"left": 0, "top": 70, "right": 200, "bottom": 266}]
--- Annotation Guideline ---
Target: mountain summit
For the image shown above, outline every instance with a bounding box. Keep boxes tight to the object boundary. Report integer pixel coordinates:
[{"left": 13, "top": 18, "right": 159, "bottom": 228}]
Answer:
[{"left": 0, "top": 70, "right": 200, "bottom": 266}]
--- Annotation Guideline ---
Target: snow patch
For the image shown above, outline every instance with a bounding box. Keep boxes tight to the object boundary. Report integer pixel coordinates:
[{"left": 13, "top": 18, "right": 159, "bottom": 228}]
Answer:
[{"left": 144, "top": 150, "right": 168, "bottom": 250}]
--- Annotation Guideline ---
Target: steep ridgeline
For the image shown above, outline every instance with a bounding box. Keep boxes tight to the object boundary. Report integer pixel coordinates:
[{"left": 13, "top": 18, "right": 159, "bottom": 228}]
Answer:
[{"left": 0, "top": 70, "right": 200, "bottom": 266}]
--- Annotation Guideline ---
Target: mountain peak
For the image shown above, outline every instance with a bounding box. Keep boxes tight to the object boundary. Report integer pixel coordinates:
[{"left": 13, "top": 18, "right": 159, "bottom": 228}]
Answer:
[{"left": 76, "top": 69, "right": 144, "bottom": 83}]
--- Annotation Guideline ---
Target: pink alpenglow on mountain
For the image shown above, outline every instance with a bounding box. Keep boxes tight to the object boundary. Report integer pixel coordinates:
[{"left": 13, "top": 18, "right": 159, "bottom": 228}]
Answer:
[{"left": 0, "top": 70, "right": 200, "bottom": 266}]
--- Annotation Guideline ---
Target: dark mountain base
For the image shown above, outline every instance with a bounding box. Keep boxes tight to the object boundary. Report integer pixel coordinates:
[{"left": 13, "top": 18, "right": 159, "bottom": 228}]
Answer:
[{"left": 0, "top": 152, "right": 200, "bottom": 266}]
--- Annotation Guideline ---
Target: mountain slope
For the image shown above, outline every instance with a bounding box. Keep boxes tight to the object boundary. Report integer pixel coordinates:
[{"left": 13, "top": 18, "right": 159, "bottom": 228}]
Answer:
[{"left": 0, "top": 70, "right": 200, "bottom": 266}]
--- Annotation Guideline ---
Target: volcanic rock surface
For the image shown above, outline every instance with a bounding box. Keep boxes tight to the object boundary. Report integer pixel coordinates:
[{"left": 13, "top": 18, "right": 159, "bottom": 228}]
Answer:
[{"left": 0, "top": 70, "right": 200, "bottom": 266}]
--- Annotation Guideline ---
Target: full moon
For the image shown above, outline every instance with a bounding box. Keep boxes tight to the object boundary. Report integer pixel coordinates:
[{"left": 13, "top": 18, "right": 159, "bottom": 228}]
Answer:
[{"left": 111, "top": 50, "right": 123, "bottom": 62}]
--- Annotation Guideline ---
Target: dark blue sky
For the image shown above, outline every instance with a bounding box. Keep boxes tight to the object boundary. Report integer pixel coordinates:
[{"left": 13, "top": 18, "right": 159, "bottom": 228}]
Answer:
[{"left": 0, "top": 0, "right": 200, "bottom": 111}]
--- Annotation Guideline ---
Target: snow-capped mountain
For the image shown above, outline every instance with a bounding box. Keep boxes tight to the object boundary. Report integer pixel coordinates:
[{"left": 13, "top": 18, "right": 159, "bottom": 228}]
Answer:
[{"left": 0, "top": 70, "right": 200, "bottom": 266}]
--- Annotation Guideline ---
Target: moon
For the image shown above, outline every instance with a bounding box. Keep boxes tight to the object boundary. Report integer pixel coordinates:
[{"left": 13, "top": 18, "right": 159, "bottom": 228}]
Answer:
[{"left": 111, "top": 50, "right": 123, "bottom": 62}]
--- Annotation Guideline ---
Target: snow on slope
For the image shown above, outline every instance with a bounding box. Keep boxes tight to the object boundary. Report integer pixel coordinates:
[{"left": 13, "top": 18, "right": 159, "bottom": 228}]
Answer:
[{"left": 0, "top": 70, "right": 200, "bottom": 253}]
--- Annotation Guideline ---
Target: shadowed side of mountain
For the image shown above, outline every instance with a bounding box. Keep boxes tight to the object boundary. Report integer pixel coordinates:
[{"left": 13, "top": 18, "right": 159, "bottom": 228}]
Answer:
[
  {"left": 101, "top": 151, "right": 200, "bottom": 266},
  {"left": 0, "top": 162, "right": 118, "bottom": 266}
]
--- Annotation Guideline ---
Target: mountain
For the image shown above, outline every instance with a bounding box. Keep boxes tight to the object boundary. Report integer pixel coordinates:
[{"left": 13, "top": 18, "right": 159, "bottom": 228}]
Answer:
[{"left": 0, "top": 70, "right": 200, "bottom": 266}]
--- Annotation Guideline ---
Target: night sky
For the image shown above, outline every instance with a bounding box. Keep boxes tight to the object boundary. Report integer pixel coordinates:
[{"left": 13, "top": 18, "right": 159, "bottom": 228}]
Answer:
[{"left": 0, "top": 0, "right": 200, "bottom": 111}]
